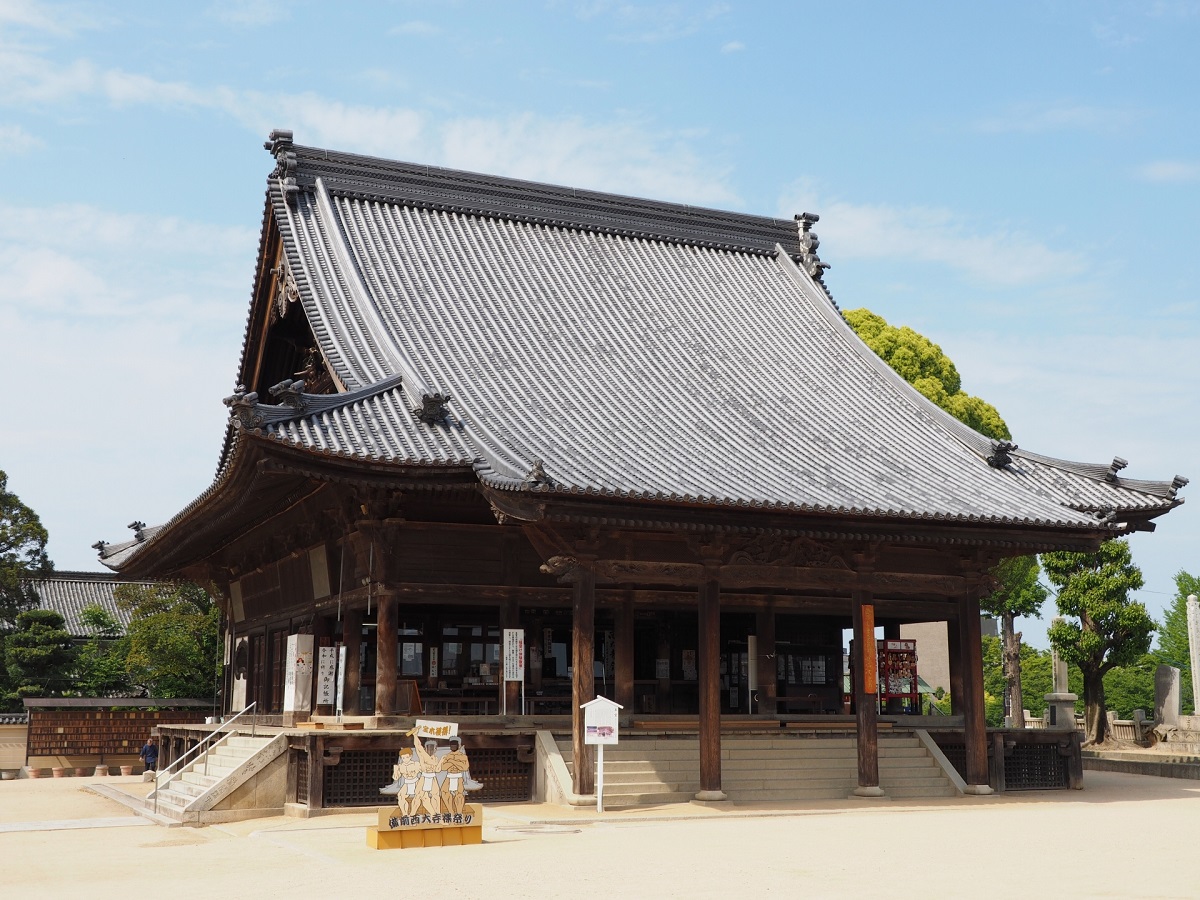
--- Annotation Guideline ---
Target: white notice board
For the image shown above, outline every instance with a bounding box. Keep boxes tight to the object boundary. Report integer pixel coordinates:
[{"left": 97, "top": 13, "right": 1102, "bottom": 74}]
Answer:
[{"left": 504, "top": 628, "right": 525, "bottom": 682}]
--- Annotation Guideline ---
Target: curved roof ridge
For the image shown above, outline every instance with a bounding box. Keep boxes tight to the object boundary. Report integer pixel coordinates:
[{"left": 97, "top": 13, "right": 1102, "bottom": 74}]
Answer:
[
  {"left": 1011, "top": 447, "right": 1185, "bottom": 499},
  {"left": 284, "top": 141, "right": 803, "bottom": 258}
]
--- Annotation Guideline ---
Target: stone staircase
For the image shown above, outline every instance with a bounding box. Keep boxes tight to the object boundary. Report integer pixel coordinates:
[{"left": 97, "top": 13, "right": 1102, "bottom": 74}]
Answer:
[
  {"left": 557, "top": 731, "right": 957, "bottom": 807},
  {"left": 148, "top": 734, "right": 284, "bottom": 824}
]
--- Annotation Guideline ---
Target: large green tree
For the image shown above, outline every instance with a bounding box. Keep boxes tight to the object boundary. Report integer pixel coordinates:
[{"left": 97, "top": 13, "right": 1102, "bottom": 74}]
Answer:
[
  {"left": 117, "top": 581, "right": 219, "bottom": 699},
  {"left": 980, "top": 556, "right": 1048, "bottom": 728},
  {"left": 3, "top": 609, "right": 74, "bottom": 706},
  {"left": 0, "top": 469, "right": 53, "bottom": 630},
  {"left": 1044, "top": 539, "right": 1154, "bottom": 744},
  {"left": 1153, "top": 570, "right": 1199, "bottom": 714},
  {"left": 843, "top": 308, "right": 1010, "bottom": 441}
]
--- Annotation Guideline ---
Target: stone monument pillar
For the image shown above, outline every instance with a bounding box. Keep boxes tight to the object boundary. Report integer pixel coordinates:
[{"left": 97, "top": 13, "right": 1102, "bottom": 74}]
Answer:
[
  {"left": 1044, "top": 618, "right": 1078, "bottom": 730},
  {"left": 1154, "top": 664, "right": 1181, "bottom": 727},
  {"left": 1187, "top": 594, "right": 1199, "bottom": 721}
]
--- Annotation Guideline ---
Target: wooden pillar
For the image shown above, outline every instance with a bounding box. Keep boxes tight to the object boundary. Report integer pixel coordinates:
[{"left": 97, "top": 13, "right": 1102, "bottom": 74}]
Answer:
[
  {"left": 342, "top": 607, "right": 362, "bottom": 715},
  {"left": 851, "top": 591, "right": 883, "bottom": 797},
  {"left": 501, "top": 593, "right": 520, "bottom": 716},
  {"left": 655, "top": 616, "right": 672, "bottom": 713},
  {"left": 958, "top": 590, "right": 993, "bottom": 793},
  {"left": 615, "top": 592, "right": 635, "bottom": 711},
  {"left": 948, "top": 615, "right": 963, "bottom": 717},
  {"left": 306, "top": 734, "right": 325, "bottom": 811},
  {"left": 696, "top": 573, "right": 726, "bottom": 800},
  {"left": 755, "top": 600, "right": 777, "bottom": 715},
  {"left": 571, "top": 567, "right": 596, "bottom": 796},
  {"left": 375, "top": 593, "right": 398, "bottom": 716}
]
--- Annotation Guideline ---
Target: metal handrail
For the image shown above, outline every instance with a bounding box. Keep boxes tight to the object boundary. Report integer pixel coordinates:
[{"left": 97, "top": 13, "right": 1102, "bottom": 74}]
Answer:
[{"left": 151, "top": 702, "right": 257, "bottom": 815}]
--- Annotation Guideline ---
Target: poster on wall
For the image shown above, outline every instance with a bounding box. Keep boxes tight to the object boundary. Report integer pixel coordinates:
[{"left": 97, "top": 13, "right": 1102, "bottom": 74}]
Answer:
[{"left": 283, "top": 634, "right": 314, "bottom": 713}]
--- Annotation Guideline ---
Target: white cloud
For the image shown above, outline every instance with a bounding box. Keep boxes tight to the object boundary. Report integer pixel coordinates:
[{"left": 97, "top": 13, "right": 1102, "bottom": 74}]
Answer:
[
  {"left": 0, "top": 43, "right": 740, "bottom": 207},
  {"left": 390, "top": 20, "right": 440, "bottom": 36},
  {"left": 1136, "top": 159, "right": 1200, "bottom": 183},
  {"left": 440, "top": 113, "right": 738, "bottom": 205},
  {"left": 575, "top": 1, "right": 730, "bottom": 43},
  {"left": 776, "top": 183, "right": 1086, "bottom": 288},
  {"left": 720, "top": 40, "right": 744, "bottom": 53},
  {"left": 0, "top": 0, "right": 100, "bottom": 35},
  {"left": 974, "top": 102, "right": 1140, "bottom": 134},
  {"left": 207, "top": 0, "right": 289, "bottom": 27},
  {"left": 0, "top": 203, "right": 256, "bottom": 570},
  {"left": 0, "top": 121, "right": 39, "bottom": 153}
]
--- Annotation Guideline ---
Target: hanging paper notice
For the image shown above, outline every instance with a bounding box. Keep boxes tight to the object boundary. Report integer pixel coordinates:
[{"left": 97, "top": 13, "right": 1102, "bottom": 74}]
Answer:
[{"left": 317, "top": 646, "right": 338, "bottom": 705}]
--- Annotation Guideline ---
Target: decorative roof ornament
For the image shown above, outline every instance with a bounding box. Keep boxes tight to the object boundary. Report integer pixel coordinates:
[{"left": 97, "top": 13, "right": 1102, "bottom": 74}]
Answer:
[
  {"left": 268, "top": 378, "right": 308, "bottom": 411},
  {"left": 264, "top": 129, "right": 299, "bottom": 206},
  {"left": 987, "top": 440, "right": 1018, "bottom": 468},
  {"left": 271, "top": 256, "right": 300, "bottom": 320},
  {"left": 524, "top": 458, "right": 553, "bottom": 488},
  {"left": 1169, "top": 475, "right": 1189, "bottom": 499},
  {"left": 224, "top": 385, "right": 264, "bottom": 430},
  {"left": 127, "top": 521, "right": 147, "bottom": 541},
  {"left": 413, "top": 391, "right": 452, "bottom": 425},
  {"left": 91, "top": 540, "right": 109, "bottom": 557},
  {"left": 794, "top": 213, "right": 831, "bottom": 286},
  {"left": 1105, "top": 456, "right": 1129, "bottom": 483}
]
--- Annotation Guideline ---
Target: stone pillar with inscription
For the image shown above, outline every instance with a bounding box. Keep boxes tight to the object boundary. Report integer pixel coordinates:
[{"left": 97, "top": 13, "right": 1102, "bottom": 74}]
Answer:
[{"left": 1044, "top": 617, "right": 1078, "bottom": 730}]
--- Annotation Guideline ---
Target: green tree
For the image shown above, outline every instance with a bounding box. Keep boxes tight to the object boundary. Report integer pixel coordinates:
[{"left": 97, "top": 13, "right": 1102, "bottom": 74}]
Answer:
[
  {"left": 1153, "top": 570, "right": 1198, "bottom": 714},
  {"left": 117, "top": 581, "right": 219, "bottom": 698},
  {"left": 1101, "top": 654, "right": 1158, "bottom": 719},
  {"left": 843, "top": 308, "right": 1010, "bottom": 441},
  {"left": 3, "top": 609, "right": 74, "bottom": 705},
  {"left": 0, "top": 469, "right": 53, "bottom": 631},
  {"left": 980, "top": 555, "right": 1048, "bottom": 728},
  {"left": 1043, "top": 539, "right": 1154, "bottom": 744},
  {"left": 73, "top": 603, "right": 131, "bottom": 697}
]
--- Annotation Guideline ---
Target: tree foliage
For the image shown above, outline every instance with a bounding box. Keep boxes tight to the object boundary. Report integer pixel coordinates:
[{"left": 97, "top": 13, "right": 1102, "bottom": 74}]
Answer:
[
  {"left": 117, "top": 581, "right": 219, "bottom": 699},
  {"left": 1151, "top": 569, "right": 1198, "bottom": 715},
  {"left": 0, "top": 469, "right": 53, "bottom": 632},
  {"left": 1043, "top": 539, "right": 1154, "bottom": 743},
  {"left": 843, "top": 309, "right": 1011, "bottom": 441},
  {"left": 980, "top": 555, "right": 1048, "bottom": 727},
  {"left": 73, "top": 603, "right": 131, "bottom": 697},
  {"left": 3, "top": 609, "right": 74, "bottom": 705}
]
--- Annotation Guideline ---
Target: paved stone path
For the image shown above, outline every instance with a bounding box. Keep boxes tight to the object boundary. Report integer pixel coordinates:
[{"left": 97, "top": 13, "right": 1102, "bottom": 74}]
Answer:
[{"left": 2, "top": 771, "right": 1198, "bottom": 898}]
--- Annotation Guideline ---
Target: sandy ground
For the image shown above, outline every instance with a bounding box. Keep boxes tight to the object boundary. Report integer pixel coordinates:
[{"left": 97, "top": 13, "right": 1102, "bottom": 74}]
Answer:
[{"left": 1, "top": 771, "right": 1198, "bottom": 899}]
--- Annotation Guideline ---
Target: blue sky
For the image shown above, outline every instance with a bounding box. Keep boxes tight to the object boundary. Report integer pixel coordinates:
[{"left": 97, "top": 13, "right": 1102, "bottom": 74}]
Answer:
[{"left": 1, "top": 1, "right": 1196, "bottom": 648}]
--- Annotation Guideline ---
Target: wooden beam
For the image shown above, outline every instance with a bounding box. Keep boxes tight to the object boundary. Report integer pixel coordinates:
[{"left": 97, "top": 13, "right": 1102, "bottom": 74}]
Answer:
[
  {"left": 958, "top": 590, "right": 991, "bottom": 791},
  {"left": 696, "top": 573, "right": 725, "bottom": 800},
  {"left": 571, "top": 567, "right": 596, "bottom": 796},
  {"left": 615, "top": 593, "right": 635, "bottom": 710},
  {"left": 375, "top": 593, "right": 398, "bottom": 716},
  {"left": 755, "top": 600, "right": 777, "bottom": 715},
  {"left": 342, "top": 607, "right": 362, "bottom": 716},
  {"left": 851, "top": 592, "right": 882, "bottom": 796}
]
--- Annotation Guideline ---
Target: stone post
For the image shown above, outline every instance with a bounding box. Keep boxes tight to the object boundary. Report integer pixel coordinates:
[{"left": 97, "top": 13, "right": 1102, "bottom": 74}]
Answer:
[
  {"left": 1154, "top": 664, "right": 1181, "bottom": 727},
  {"left": 1187, "top": 594, "right": 1199, "bottom": 717},
  {"left": 1044, "top": 616, "right": 1078, "bottom": 731}
]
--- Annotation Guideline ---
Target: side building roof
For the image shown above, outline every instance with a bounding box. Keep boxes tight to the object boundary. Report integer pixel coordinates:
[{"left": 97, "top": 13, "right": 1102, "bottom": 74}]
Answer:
[{"left": 24, "top": 572, "right": 152, "bottom": 638}]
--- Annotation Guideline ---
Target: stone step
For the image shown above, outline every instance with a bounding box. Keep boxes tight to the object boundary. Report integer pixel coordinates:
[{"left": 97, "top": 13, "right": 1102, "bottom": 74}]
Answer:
[
  {"left": 602, "top": 791, "right": 697, "bottom": 807},
  {"left": 727, "top": 786, "right": 852, "bottom": 801},
  {"left": 179, "top": 771, "right": 222, "bottom": 789}
]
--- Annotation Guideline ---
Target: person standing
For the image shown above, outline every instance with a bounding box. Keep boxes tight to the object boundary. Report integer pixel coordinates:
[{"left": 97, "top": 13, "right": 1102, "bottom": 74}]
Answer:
[{"left": 139, "top": 736, "right": 159, "bottom": 773}]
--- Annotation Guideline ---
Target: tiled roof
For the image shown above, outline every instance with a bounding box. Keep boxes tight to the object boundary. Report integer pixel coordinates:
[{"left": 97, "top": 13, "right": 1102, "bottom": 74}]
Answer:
[
  {"left": 257, "top": 140, "right": 1182, "bottom": 530},
  {"left": 101, "top": 136, "right": 1186, "bottom": 570},
  {"left": 24, "top": 572, "right": 152, "bottom": 637}
]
